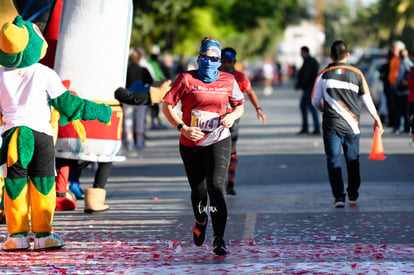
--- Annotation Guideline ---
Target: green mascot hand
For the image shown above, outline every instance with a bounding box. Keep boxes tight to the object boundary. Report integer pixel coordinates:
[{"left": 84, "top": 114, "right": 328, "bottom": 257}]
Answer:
[
  {"left": 82, "top": 100, "right": 112, "bottom": 124},
  {"left": 51, "top": 90, "right": 112, "bottom": 125}
]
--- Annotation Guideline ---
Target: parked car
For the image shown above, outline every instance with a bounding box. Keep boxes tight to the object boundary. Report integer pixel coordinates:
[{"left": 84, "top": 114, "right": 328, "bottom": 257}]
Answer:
[{"left": 353, "top": 48, "right": 388, "bottom": 110}]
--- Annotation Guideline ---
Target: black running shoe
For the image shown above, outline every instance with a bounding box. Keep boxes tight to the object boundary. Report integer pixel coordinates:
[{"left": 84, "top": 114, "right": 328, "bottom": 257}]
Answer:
[
  {"left": 226, "top": 181, "right": 236, "bottom": 195},
  {"left": 213, "top": 236, "right": 227, "bottom": 255},
  {"left": 334, "top": 199, "right": 345, "bottom": 208},
  {"left": 192, "top": 215, "right": 208, "bottom": 246}
]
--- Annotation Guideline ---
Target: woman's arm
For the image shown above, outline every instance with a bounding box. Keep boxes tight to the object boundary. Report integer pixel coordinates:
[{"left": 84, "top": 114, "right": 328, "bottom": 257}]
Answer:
[
  {"left": 246, "top": 90, "right": 266, "bottom": 124},
  {"left": 162, "top": 101, "right": 205, "bottom": 141},
  {"left": 220, "top": 104, "right": 244, "bottom": 128}
]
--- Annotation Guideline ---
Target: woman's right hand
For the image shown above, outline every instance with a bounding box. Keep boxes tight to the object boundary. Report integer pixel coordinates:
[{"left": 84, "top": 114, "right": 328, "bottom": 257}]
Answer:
[{"left": 181, "top": 126, "right": 205, "bottom": 141}]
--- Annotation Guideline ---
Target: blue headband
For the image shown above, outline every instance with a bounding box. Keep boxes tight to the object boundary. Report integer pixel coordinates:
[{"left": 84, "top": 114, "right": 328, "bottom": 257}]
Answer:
[{"left": 199, "top": 38, "right": 221, "bottom": 58}]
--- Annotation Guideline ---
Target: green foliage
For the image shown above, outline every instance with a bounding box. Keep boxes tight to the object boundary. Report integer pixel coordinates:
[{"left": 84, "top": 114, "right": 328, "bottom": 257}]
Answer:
[
  {"left": 321, "top": 0, "right": 352, "bottom": 50},
  {"left": 342, "top": 4, "right": 388, "bottom": 48},
  {"left": 131, "top": 0, "right": 192, "bottom": 51},
  {"left": 340, "top": 0, "right": 414, "bottom": 49},
  {"left": 131, "top": 0, "right": 299, "bottom": 59},
  {"left": 129, "top": 0, "right": 414, "bottom": 63},
  {"left": 376, "top": 0, "right": 414, "bottom": 46},
  {"left": 174, "top": 7, "right": 228, "bottom": 56},
  {"left": 229, "top": 0, "right": 297, "bottom": 31}
]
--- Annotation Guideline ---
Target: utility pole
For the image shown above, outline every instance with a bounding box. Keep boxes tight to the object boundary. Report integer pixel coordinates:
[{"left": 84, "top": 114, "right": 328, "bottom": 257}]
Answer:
[
  {"left": 315, "top": 0, "right": 325, "bottom": 58},
  {"left": 315, "top": 0, "right": 324, "bottom": 31}
]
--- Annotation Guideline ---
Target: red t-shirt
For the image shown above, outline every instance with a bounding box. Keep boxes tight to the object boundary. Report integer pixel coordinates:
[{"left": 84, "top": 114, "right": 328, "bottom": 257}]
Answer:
[
  {"left": 164, "top": 70, "right": 245, "bottom": 147},
  {"left": 234, "top": 70, "right": 252, "bottom": 92},
  {"left": 226, "top": 70, "right": 252, "bottom": 113}
]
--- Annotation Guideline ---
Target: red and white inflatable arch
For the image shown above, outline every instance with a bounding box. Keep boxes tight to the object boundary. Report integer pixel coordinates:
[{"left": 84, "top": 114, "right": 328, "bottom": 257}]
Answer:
[{"left": 54, "top": 0, "right": 132, "bottom": 162}]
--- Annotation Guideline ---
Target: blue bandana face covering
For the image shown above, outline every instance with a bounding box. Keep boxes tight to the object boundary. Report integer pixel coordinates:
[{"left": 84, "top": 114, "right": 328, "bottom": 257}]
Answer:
[
  {"left": 197, "top": 58, "right": 221, "bottom": 83},
  {"left": 197, "top": 37, "right": 222, "bottom": 82}
]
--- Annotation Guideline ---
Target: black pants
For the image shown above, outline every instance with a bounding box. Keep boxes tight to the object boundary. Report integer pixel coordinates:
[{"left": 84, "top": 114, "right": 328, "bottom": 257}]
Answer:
[
  {"left": 6, "top": 130, "right": 55, "bottom": 179},
  {"left": 179, "top": 137, "right": 231, "bottom": 238},
  {"left": 55, "top": 158, "right": 112, "bottom": 189}
]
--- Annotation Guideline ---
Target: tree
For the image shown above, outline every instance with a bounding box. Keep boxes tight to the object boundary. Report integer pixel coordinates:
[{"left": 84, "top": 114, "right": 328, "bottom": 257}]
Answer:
[
  {"left": 342, "top": 0, "right": 414, "bottom": 49},
  {"left": 376, "top": 0, "right": 414, "bottom": 47},
  {"left": 131, "top": 0, "right": 192, "bottom": 52},
  {"left": 131, "top": 0, "right": 299, "bottom": 58}
]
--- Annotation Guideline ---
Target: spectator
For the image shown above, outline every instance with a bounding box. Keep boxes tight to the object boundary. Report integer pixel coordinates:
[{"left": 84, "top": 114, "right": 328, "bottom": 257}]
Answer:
[
  {"left": 123, "top": 48, "right": 153, "bottom": 152},
  {"left": 148, "top": 45, "right": 168, "bottom": 130},
  {"left": 312, "top": 40, "right": 383, "bottom": 208},
  {"left": 262, "top": 56, "right": 275, "bottom": 96},
  {"left": 295, "top": 46, "right": 320, "bottom": 135},
  {"left": 388, "top": 40, "right": 410, "bottom": 134}
]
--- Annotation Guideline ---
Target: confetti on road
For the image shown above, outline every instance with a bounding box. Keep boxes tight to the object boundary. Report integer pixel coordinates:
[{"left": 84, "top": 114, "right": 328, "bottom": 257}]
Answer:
[{"left": 0, "top": 237, "right": 413, "bottom": 274}]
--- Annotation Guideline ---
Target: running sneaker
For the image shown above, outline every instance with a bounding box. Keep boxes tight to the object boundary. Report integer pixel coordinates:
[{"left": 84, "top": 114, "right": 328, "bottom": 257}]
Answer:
[
  {"left": 34, "top": 232, "right": 64, "bottom": 251},
  {"left": 2, "top": 236, "right": 30, "bottom": 251},
  {"left": 213, "top": 236, "right": 227, "bottom": 255},
  {"left": 226, "top": 181, "right": 236, "bottom": 195},
  {"left": 192, "top": 215, "right": 208, "bottom": 246},
  {"left": 136, "top": 145, "right": 146, "bottom": 151},
  {"left": 334, "top": 199, "right": 345, "bottom": 208}
]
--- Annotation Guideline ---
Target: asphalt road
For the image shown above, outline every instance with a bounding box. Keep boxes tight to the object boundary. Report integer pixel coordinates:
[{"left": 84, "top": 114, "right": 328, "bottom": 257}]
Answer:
[{"left": 0, "top": 80, "right": 413, "bottom": 274}]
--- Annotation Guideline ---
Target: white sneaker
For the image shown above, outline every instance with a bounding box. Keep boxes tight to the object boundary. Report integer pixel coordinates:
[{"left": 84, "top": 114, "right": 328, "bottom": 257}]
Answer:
[
  {"left": 2, "top": 236, "right": 30, "bottom": 251},
  {"left": 34, "top": 232, "right": 64, "bottom": 251},
  {"left": 263, "top": 87, "right": 273, "bottom": 96},
  {"left": 334, "top": 200, "right": 345, "bottom": 208}
]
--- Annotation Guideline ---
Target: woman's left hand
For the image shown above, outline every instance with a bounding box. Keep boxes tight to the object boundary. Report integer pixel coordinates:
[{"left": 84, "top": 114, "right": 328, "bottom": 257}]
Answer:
[{"left": 220, "top": 114, "right": 235, "bottom": 128}]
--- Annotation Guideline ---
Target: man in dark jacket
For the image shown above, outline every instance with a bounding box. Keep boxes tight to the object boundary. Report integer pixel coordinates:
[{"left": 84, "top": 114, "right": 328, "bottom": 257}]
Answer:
[{"left": 295, "top": 46, "right": 320, "bottom": 135}]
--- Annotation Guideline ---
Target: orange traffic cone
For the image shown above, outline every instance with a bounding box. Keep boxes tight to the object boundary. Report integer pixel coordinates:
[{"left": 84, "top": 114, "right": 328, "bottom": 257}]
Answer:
[{"left": 368, "top": 127, "right": 386, "bottom": 160}]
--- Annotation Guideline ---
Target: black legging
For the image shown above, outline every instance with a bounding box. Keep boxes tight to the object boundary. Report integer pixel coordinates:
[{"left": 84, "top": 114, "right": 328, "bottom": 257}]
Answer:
[
  {"left": 179, "top": 137, "right": 231, "bottom": 238},
  {"left": 55, "top": 158, "right": 112, "bottom": 189}
]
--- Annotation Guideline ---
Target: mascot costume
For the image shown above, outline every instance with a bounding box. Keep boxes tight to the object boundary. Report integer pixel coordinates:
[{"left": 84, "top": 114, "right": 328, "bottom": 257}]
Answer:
[
  {"left": 0, "top": 14, "right": 113, "bottom": 251},
  {"left": 0, "top": 0, "right": 170, "bottom": 214}
]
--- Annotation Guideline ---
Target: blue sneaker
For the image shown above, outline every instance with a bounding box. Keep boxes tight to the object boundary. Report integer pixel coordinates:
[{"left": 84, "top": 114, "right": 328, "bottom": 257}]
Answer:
[
  {"left": 69, "top": 181, "right": 84, "bottom": 199},
  {"left": 136, "top": 145, "right": 145, "bottom": 150}
]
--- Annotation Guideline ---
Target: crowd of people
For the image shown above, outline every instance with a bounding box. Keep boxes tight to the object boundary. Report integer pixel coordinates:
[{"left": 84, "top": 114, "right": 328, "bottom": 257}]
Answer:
[{"left": 379, "top": 40, "right": 414, "bottom": 136}]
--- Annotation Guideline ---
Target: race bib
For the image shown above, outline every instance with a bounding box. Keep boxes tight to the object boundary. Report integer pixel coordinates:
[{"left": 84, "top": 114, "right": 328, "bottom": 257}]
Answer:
[{"left": 191, "top": 110, "right": 220, "bottom": 132}]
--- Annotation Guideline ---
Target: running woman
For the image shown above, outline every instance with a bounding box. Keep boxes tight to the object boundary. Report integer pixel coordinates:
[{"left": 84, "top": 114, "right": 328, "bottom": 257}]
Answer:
[{"left": 162, "top": 37, "right": 245, "bottom": 255}]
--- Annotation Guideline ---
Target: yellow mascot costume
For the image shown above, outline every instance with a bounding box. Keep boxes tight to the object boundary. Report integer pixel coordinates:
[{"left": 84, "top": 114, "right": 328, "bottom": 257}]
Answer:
[{"left": 0, "top": 15, "right": 112, "bottom": 251}]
